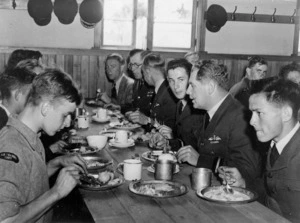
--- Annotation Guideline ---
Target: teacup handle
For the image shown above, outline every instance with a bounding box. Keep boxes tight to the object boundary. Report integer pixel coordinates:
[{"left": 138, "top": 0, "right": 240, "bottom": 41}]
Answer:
[{"left": 117, "top": 162, "right": 124, "bottom": 174}]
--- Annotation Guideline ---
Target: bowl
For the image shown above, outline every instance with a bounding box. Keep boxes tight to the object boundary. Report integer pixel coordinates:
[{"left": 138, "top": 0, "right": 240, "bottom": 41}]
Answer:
[{"left": 86, "top": 135, "right": 108, "bottom": 150}]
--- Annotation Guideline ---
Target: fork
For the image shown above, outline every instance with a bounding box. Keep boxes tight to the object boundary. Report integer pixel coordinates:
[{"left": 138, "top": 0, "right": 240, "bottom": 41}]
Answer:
[{"left": 224, "top": 180, "right": 233, "bottom": 194}]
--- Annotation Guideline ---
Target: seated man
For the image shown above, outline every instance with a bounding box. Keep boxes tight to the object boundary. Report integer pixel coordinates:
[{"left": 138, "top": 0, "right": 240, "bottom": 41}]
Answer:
[
  {"left": 0, "top": 67, "right": 36, "bottom": 125},
  {"left": 127, "top": 53, "right": 177, "bottom": 130},
  {"left": 177, "top": 60, "right": 261, "bottom": 187},
  {"left": 278, "top": 62, "right": 300, "bottom": 84},
  {"left": 230, "top": 56, "right": 268, "bottom": 108},
  {"left": 0, "top": 69, "right": 87, "bottom": 222},
  {"left": 125, "top": 49, "right": 154, "bottom": 116},
  {"left": 218, "top": 78, "right": 300, "bottom": 222},
  {"left": 101, "top": 53, "right": 134, "bottom": 112},
  {"left": 150, "top": 58, "right": 204, "bottom": 150}
]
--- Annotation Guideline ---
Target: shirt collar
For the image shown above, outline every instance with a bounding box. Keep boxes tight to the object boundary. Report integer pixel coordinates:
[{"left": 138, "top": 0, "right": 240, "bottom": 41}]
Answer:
[
  {"left": 155, "top": 79, "right": 165, "bottom": 94},
  {"left": 115, "top": 73, "right": 124, "bottom": 94},
  {"left": 0, "top": 103, "right": 10, "bottom": 116},
  {"left": 207, "top": 94, "right": 229, "bottom": 121},
  {"left": 271, "top": 122, "right": 300, "bottom": 154}
]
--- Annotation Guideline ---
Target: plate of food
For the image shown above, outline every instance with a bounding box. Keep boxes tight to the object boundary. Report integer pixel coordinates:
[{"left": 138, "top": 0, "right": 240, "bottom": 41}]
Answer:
[
  {"left": 197, "top": 186, "right": 258, "bottom": 204},
  {"left": 79, "top": 170, "right": 124, "bottom": 191},
  {"left": 81, "top": 155, "right": 113, "bottom": 170},
  {"left": 141, "top": 151, "right": 176, "bottom": 162},
  {"left": 129, "top": 180, "right": 188, "bottom": 198},
  {"left": 85, "top": 98, "right": 104, "bottom": 107},
  {"left": 114, "top": 123, "right": 141, "bottom": 131},
  {"left": 60, "top": 144, "right": 100, "bottom": 155}
]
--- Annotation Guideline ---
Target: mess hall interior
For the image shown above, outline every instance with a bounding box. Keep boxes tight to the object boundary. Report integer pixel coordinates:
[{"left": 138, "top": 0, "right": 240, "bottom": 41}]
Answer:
[{"left": 0, "top": 0, "right": 300, "bottom": 222}]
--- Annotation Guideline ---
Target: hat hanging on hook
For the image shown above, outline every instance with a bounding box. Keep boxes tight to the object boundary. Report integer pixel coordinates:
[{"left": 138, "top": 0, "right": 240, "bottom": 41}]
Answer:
[
  {"left": 27, "top": 0, "right": 53, "bottom": 26},
  {"left": 54, "top": 0, "right": 78, "bottom": 25},
  {"left": 206, "top": 4, "right": 228, "bottom": 33},
  {"left": 79, "top": 0, "right": 103, "bottom": 29}
]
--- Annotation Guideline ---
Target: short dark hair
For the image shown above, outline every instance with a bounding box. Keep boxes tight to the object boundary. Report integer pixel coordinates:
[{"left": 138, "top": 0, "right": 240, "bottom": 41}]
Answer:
[
  {"left": 250, "top": 78, "right": 300, "bottom": 119},
  {"left": 193, "top": 59, "right": 229, "bottom": 90},
  {"left": 105, "top": 53, "right": 125, "bottom": 65},
  {"left": 15, "top": 59, "right": 44, "bottom": 74},
  {"left": 27, "top": 68, "right": 82, "bottom": 107},
  {"left": 0, "top": 67, "right": 36, "bottom": 99},
  {"left": 6, "top": 49, "right": 43, "bottom": 71},
  {"left": 248, "top": 56, "right": 267, "bottom": 68},
  {"left": 142, "top": 53, "right": 165, "bottom": 74},
  {"left": 278, "top": 62, "right": 300, "bottom": 80},
  {"left": 166, "top": 58, "right": 192, "bottom": 77}
]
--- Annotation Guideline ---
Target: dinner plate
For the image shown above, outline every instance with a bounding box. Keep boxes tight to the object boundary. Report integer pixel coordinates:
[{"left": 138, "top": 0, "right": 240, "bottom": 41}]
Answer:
[
  {"left": 81, "top": 154, "right": 113, "bottom": 170},
  {"left": 113, "top": 124, "right": 141, "bottom": 131},
  {"left": 109, "top": 138, "right": 135, "bottom": 148},
  {"left": 79, "top": 172, "right": 125, "bottom": 191},
  {"left": 147, "top": 164, "right": 180, "bottom": 174},
  {"left": 197, "top": 186, "right": 258, "bottom": 204},
  {"left": 85, "top": 98, "right": 104, "bottom": 107},
  {"left": 92, "top": 115, "right": 111, "bottom": 123},
  {"left": 129, "top": 180, "right": 188, "bottom": 198},
  {"left": 141, "top": 151, "right": 176, "bottom": 162},
  {"left": 60, "top": 144, "right": 100, "bottom": 155},
  {"left": 99, "top": 130, "right": 117, "bottom": 138}
]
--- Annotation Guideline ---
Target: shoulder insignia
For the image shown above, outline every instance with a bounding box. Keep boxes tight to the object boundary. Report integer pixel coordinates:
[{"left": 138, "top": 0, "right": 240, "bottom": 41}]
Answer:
[{"left": 0, "top": 152, "right": 19, "bottom": 163}]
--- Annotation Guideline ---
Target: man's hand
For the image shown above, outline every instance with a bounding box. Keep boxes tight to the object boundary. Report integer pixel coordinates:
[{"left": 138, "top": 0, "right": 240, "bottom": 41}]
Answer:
[
  {"left": 126, "top": 111, "right": 149, "bottom": 125},
  {"left": 100, "top": 92, "right": 111, "bottom": 104},
  {"left": 49, "top": 140, "right": 68, "bottom": 153},
  {"left": 104, "top": 103, "right": 121, "bottom": 111},
  {"left": 149, "top": 132, "right": 168, "bottom": 149},
  {"left": 52, "top": 166, "right": 81, "bottom": 199},
  {"left": 217, "top": 166, "right": 246, "bottom": 188},
  {"left": 177, "top": 145, "right": 199, "bottom": 166},
  {"left": 53, "top": 154, "right": 88, "bottom": 174},
  {"left": 156, "top": 125, "right": 173, "bottom": 139}
]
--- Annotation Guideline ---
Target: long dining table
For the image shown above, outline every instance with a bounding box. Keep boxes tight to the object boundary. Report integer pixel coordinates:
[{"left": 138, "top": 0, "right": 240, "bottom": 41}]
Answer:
[{"left": 74, "top": 107, "right": 290, "bottom": 223}]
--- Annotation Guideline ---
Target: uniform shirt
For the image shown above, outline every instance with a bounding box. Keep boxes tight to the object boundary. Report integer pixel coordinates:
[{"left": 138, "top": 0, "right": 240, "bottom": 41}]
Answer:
[{"left": 0, "top": 117, "right": 51, "bottom": 223}]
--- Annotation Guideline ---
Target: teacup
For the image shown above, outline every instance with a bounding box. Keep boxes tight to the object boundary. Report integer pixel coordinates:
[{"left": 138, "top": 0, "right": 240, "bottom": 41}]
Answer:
[
  {"left": 97, "top": 108, "right": 107, "bottom": 120},
  {"left": 123, "top": 159, "right": 142, "bottom": 181},
  {"left": 115, "top": 130, "right": 129, "bottom": 144}
]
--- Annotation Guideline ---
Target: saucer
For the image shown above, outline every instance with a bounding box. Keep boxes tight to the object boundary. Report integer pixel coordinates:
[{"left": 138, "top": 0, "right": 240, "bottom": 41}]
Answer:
[
  {"left": 109, "top": 138, "right": 135, "bottom": 148},
  {"left": 92, "top": 115, "right": 111, "bottom": 123}
]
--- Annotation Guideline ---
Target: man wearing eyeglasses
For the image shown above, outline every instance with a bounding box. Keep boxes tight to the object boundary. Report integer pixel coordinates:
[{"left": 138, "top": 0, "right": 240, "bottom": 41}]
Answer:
[{"left": 125, "top": 49, "right": 154, "bottom": 116}]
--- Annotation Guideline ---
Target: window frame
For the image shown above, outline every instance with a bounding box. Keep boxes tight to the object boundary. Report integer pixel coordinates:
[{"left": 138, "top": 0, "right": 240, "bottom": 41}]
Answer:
[{"left": 95, "top": 0, "right": 198, "bottom": 52}]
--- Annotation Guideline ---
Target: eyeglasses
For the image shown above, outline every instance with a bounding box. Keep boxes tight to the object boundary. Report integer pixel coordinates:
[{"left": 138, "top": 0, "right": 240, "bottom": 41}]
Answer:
[{"left": 128, "top": 63, "right": 142, "bottom": 70}]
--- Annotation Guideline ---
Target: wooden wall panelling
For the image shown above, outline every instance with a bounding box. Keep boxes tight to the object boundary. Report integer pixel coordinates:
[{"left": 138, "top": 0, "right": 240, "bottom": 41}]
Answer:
[
  {"left": 73, "top": 55, "right": 82, "bottom": 93},
  {"left": 56, "top": 54, "right": 65, "bottom": 70},
  {"left": 64, "top": 54, "right": 74, "bottom": 77},
  {"left": 80, "top": 55, "right": 90, "bottom": 98},
  {"left": 88, "top": 56, "right": 98, "bottom": 98}
]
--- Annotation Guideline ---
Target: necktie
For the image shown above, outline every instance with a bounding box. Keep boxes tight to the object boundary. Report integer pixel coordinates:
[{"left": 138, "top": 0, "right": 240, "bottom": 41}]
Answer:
[
  {"left": 204, "top": 112, "right": 210, "bottom": 130},
  {"left": 270, "top": 143, "right": 279, "bottom": 167},
  {"left": 178, "top": 101, "right": 183, "bottom": 115},
  {"left": 111, "top": 84, "right": 117, "bottom": 99}
]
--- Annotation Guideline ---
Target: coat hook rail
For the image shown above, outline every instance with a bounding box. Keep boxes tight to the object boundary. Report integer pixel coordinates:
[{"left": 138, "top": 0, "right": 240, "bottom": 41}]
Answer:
[{"left": 226, "top": 7, "right": 298, "bottom": 24}]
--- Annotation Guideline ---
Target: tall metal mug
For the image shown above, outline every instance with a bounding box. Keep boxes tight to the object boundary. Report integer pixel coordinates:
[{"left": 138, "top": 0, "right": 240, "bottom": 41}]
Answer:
[
  {"left": 154, "top": 159, "right": 175, "bottom": 181},
  {"left": 191, "top": 168, "right": 212, "bottom": 191}
]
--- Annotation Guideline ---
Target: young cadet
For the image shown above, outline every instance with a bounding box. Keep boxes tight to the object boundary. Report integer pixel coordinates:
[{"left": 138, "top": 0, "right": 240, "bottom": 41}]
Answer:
[
  {"left": 0, "top": 69, "right": 87, "bottom": 223},
  {"left": 218, "top": 78, "right": 300, "bottom": 222},
  {"left": 149, "top": 58, "right": 204, "bottom": 150}
]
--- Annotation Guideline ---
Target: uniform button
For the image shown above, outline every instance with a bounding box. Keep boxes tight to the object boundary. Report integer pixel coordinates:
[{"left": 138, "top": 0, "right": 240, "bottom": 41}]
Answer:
[
  {"left": 267, "top": 172, "right": 273, "bottom": 178},
  {"left": 138, "top": 96, "right": 140, "bottom": 99}
]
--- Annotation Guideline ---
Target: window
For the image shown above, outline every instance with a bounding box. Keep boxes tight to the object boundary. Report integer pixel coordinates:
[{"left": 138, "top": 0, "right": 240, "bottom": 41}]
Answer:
[
  {"left": 101, "top": 0, "right": 148, "bottom": 49},
  {"left": 99, "top": 0, "right": 196, "bottom": 51},
  {"left": 152, "top": 0, "right": 195, "bottom": 50}
]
